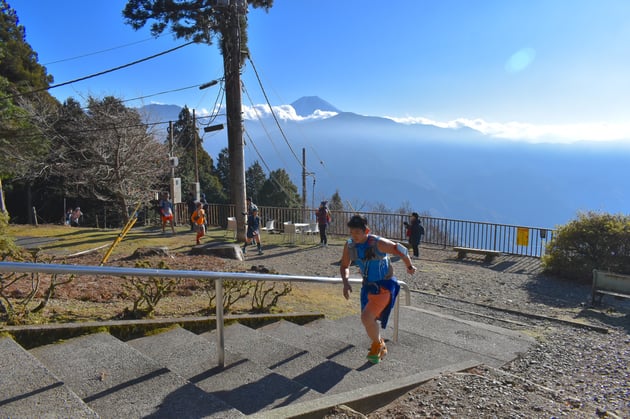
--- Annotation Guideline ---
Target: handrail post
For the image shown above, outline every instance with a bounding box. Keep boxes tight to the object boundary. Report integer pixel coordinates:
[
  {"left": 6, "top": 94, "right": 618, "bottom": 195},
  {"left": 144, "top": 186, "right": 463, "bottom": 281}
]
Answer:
[
  {"left": 393, "top": 292, "right": 400, "bottom": 343},
  {"left": 215, "top": 278, "right": 225, "bottom": 368}
]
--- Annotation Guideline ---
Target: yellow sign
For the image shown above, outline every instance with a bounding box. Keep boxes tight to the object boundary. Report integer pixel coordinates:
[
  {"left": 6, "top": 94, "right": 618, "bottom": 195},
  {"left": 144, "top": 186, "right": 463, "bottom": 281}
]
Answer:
[{"left": 516, "top": 227, "right": 529, "bottom": 246}]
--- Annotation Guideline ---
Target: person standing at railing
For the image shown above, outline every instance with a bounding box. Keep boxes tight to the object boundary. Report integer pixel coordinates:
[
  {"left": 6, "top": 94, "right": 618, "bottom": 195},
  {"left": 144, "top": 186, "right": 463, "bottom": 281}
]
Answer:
[
  {"left": 339, "top": 214, "right": 417, "bottom": 364},
  {"left": 404, "top": 212, "right": 425, "bottom": 259},
  {"left": 316, "top": 201, "right": 331, "bottom": 247}
]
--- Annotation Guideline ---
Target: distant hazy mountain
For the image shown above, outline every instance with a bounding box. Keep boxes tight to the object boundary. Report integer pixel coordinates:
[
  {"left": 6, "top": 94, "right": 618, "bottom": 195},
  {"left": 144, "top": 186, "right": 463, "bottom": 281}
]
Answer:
[
  {"left": 290, "top": 96, "right": 341, "bottom": 116},
  {"left": 139, "top": 98, "right": 630, "bottom": 228},
  {"left": 137, "top": 103, "right": 183, "bottom": 124}
]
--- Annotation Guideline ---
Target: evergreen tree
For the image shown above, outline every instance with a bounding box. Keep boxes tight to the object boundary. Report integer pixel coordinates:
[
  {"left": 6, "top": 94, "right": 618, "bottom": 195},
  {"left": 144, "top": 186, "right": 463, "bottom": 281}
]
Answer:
[
  {"left": 245, "top": 161, "right": 265, "bottom": 202},
  {"left": 169, "top": 106, "right": 223, "bottom": 201},
  {"left": 123, "top": 0, "right": 275, "bottom": 239},
  {"left": 329, "top": 190, "right": 344, "bottom": 211},
  {"left": 0, "top": 2, "right": 57, "bottom": 220},
  {"left": 0, "top": 1, "right": 52, "bottom": 91},
  {"left": 215, "top": 147, "right": 230, "bottom": 198},
  {"left": 258, "top": 169, "right": 300, "bottom": 208}
]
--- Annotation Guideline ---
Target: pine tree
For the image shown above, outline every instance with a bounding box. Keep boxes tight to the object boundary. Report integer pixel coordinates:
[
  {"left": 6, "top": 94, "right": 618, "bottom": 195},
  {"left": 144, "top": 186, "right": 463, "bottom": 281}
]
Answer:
[
  {"left": 329, "top": 190, "right": 344, "bottom": 211},
  {"left": 123, "top": 0, "right": 274, "bottom": 240},
  {"left": 0, "top": 1, "right": 52, "bottom": 91},
  {"left": 245, "top": 161, "right": 266, "bottom": 203},
  {"left": 258, "top": 169, "right": 300, "bottom": 208}
]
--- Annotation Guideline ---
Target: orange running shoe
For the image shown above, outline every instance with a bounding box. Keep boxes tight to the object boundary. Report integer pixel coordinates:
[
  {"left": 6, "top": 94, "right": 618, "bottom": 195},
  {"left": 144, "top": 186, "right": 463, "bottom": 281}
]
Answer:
[{"left": 367, "top": 338, "right": 387, "bottom": 364}]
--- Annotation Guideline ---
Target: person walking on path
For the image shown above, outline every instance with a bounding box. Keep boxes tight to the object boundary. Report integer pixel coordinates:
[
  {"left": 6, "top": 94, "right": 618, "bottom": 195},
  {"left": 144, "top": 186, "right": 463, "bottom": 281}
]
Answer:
[
  {"left": 404, "top": 212, "right": 425, "bottom": 258},
  {"left": 242, "top": 207, "right": 263, "bottom": 255},
  {"left": 191, "top": 201, "right": 206, "bottom": 245},
  {"left": 158, "top": 192, "right": 175, "bottom": 234},
  {"left": 316, "top": 201, "right": 331, "bottom": 246},
  {"left": 339, "top": 214, "right": 417, "bottom": 364}
]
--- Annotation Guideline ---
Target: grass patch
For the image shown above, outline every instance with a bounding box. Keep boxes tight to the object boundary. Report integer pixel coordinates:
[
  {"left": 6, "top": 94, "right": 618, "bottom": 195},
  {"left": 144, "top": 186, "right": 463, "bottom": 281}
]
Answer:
[{"left": 3, "top": 223, "right": 357, "bottom": 325}]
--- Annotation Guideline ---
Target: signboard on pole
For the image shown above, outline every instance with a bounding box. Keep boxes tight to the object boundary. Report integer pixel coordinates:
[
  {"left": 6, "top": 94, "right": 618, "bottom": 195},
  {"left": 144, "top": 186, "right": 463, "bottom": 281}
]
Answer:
[{"left": 517, "top": 227, "right": 529, "bottom": 246}]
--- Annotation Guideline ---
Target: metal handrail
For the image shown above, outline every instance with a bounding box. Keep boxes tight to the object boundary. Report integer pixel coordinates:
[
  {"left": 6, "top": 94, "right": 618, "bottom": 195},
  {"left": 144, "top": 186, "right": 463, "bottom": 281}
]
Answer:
[{"left": 0, "top": 262, "right": 410, "bottom": 367}]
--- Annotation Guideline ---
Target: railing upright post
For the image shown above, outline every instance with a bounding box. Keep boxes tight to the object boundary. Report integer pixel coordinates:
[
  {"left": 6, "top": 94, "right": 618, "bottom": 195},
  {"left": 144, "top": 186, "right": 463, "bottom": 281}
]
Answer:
[
  {"left": 393, "top": 292, "right": 400, "bottom": 343},
  {"left": 215, "top": 278, "right": 225, "bottom": 368}
]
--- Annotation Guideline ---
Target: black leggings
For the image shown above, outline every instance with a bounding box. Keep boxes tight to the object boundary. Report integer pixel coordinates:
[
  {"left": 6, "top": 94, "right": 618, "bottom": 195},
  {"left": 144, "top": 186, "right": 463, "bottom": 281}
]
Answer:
[
  {"left": 411, "top": 241, "right": 419, "bottom": 257},
  {"left": 319, "top": 224, "right": 327, "bottom": 244}
]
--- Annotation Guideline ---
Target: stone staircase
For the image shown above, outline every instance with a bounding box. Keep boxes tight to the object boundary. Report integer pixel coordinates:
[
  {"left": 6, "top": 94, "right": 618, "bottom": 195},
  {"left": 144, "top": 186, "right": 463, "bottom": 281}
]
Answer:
[{"left": 0, "top": 306, "right": 534, "bottom": 418}]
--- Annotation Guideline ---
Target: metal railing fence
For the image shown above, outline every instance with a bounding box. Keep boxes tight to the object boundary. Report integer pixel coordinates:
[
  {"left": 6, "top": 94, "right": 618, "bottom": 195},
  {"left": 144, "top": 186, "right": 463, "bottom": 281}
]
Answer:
[
  {"left": 200, "top": 203, "right": 554, "bottom": 258},
  {"left": 0, "top": 262, "right": 410, "bottom": 368}
]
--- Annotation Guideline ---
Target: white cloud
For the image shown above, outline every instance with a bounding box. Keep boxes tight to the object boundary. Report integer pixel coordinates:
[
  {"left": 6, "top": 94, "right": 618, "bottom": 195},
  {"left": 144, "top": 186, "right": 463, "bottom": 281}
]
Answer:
[
  {"left": 241, "top": 104, "right": 337, "bottom": 121},
  {"left": 200, "top": 102, "right": 630, "bottom": 143},
  {"left": 195, "top": 104, "right": 338, "bottom": 122},
  {"left": 386, "top": 116, "right": 630, "bottom": 143}
]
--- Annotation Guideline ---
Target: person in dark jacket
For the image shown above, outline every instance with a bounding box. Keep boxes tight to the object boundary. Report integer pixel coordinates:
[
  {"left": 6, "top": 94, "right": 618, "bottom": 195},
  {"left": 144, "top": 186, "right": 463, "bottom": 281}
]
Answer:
[
  {"left": 404, "top": 212, "right": 424, "bottom": 258},
  {"left": 186, "top": 192, "right": 196, "bottom": 231},
  {"left": 242, "top": 208, "right": 263, "bottom": 255},
  {"left": 315, "top": 201, "right": 331, "bottom": 246}
]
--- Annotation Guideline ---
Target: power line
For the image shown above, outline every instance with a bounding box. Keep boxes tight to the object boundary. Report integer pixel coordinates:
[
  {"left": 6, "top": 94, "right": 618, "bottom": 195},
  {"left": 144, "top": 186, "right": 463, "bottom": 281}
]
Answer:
[
  {"left": 242, "top": 82, "right": 289, "bottom": 169},
  {"left": 121, "top": 84, "right": 205, "bottom": 104},
  {"left": 244, "top": 129, "right": 297, "bottom": 200},
  {"left": 43, "top": 36, "right": 160, "bottom": 66},
  {"left": 4, "top": 41, "right": 196, "bottom": 101},
  {"left": 246, "top": 54, "right": 306, "bottom": 172}
]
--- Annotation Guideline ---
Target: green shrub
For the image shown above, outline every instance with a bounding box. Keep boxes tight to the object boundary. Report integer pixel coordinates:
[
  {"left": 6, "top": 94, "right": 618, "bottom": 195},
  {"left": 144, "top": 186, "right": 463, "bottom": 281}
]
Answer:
[
  {"left": 542, "top": 211, "right": 630, "bottom": 282},
  {"left": 0, "top": 211, "right": 17, "bottom": 256}
]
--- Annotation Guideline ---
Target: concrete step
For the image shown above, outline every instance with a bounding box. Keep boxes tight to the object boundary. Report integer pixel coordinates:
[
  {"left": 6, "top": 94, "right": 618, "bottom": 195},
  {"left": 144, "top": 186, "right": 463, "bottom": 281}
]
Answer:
[
  {"left": 397, "top": 306, "right": 535, "bottom": 366},
  {"left": 130, "top": 325, "right": 315, "bottom": 415},
  {"left": 219, "top": 321, "right": 427, "bottom": 396},
  {"left": 320, "top": 305, "right": 534, "bottom": 367},
  {"left": 219, "top": 321, "right": 372, "bottom": 395},
  {"left": 2, "top": 304, "right": 536, "bottom": 418},
  {"left": 29, "top": 332, "right": 240, "bottom": 418},
  {"left": 303, "top": 314, "right": 491, "bottom": 373},
  {"left": 0, "top": 337, "right": 98, "bottom": 418}
]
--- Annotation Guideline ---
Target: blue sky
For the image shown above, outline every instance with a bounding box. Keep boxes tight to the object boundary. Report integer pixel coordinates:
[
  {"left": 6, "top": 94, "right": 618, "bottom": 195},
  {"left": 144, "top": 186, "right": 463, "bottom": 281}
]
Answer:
[{"left": 10, "top": 0, "right": 630, "bottom": 142}]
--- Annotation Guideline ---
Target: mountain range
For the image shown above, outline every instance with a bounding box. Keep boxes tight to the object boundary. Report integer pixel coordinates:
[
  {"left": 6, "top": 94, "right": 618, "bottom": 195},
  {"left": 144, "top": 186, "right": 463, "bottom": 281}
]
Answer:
[{"left": 139, "top": 97, "right": 630, "bottom": 228}]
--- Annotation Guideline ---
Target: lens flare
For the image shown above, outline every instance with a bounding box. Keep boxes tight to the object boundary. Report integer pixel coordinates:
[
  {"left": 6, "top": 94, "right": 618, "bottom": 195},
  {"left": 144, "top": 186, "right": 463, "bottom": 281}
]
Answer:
[{"left": 505, "top": 48, "right": 536, "bottom": 73}]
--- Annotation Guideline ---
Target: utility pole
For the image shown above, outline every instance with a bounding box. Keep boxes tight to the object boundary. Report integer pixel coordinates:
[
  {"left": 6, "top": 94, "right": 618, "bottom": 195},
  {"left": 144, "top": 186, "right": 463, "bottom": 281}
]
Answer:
[
  {"left": 193, "top": 108, "right": 200, "bottom": 200},
  {"left": 222, "top": 1, "right": 247, "bottom": 241},
  {"left": 302, "top": 148, "right": 307, "bottom": 222},
  {"left": 193, "top": 108, "right": 199, "bottom": 184}
]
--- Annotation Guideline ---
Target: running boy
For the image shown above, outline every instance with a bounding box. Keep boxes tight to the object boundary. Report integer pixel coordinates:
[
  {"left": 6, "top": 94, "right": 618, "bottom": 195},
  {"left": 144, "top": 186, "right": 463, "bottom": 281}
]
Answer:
[
  {"left": 339, "top": 214, "right": 416, "bottom": 364},
  {"left": 191, "top": 201, "right": 206, "bottom": 245},
  {"left": 242, "top": 208, "right": 263, "bottom": 255}
]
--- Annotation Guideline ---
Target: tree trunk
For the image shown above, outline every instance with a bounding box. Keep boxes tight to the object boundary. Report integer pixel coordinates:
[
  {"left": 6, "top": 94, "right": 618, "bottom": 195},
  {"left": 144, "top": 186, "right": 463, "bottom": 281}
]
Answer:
[
  {"left": 0, "top": 178, "right": 6, "bottom": 213},
  {"left": 118, "top": 195, "right": 131, "bottom": 224},
  {"left": 26, "top": 184, "right": 34, "bottom": 224}
]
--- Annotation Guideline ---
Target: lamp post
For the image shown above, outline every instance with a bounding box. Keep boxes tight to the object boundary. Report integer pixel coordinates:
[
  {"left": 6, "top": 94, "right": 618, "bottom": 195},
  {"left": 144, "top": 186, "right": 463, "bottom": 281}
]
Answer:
[{"left": 306, "top": 172, "right": 316, "bottom": 211}]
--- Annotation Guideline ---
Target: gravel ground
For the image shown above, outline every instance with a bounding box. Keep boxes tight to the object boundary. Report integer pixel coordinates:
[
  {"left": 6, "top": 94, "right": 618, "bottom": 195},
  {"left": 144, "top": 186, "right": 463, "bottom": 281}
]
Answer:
[
  {"left": 16, "top": 231, "right": 629, "bottom": 418},
  {"left": 241, "top": 241, "right": 630, "bottom": 419}
]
